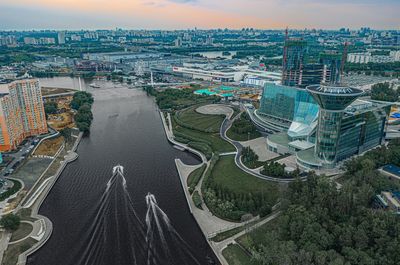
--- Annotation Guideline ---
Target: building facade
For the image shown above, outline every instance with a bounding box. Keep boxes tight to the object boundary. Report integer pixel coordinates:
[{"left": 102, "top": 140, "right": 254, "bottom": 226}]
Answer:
[
  {"left": 281, "top": 39, "right": 307, "bottom": 87},
  {"left": 0, "top": 79, "right": 48, "bottom": 151},
  {"left": 256, "top": 83, "right": 319, "bottom": 133},
  {"left": 255, "top": 84, "right": 391, "bottom": 169}
]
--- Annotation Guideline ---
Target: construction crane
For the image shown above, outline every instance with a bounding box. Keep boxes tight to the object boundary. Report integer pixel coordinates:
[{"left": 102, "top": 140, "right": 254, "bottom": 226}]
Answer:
[{"left": 282, "top": 27, "right": 289, "bottom": 81}]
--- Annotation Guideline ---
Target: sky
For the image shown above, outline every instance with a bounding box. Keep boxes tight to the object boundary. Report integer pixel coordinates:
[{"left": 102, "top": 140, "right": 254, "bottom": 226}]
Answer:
[{"left": 0, "top": 0, "right": 399, "bottom": 30}]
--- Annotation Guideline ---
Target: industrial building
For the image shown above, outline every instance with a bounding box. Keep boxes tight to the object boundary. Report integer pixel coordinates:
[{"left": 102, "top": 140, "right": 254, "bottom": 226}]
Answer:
[{"left": 0, "top": 79, "right": 48, "bottom": 151}]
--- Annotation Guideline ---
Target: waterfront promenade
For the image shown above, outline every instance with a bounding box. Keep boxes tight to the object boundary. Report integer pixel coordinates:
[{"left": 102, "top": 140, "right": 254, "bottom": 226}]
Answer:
[{"left": 0, "top": 130, "right": 83, "bottom": 265}]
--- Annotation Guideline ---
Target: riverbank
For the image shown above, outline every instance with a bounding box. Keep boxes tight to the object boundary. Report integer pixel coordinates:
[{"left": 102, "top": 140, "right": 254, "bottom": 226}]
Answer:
[
  {"left": 0, "top": 130, "right": 83, "bottom": 265},
  {"left": 159, "top": 106, "right": 280, "bottom": 265}
]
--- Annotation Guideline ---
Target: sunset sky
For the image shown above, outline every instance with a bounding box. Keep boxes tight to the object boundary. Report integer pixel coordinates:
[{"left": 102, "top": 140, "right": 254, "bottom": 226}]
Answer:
[{"left": 1, "top": 0, "right": 399, "bottom": 30}]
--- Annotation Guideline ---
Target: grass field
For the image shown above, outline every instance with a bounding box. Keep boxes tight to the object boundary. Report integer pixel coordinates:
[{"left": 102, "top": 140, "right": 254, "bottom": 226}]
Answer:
[
  {"left": 175, "top": 106, "right": 225, "bottom": 132},
  {"left": 173, "top": 119, "right": 235, "bottom": 153},
  {"left": 210, "top": 155, "right": 279, "bottom": 203},
  {"left": 34, "top": 136, "right": 64, "bottom": 156},
  {"left": 187, "top": 164, "right": 206, "bottom": 193},
  {"left": 2, "top": 237, "right": 38, "bottom": 265},
  {"left": 10, "top": 222, "right": 33, "bottom": 242},
  {"left": 192, "top": 191, "right": 203, "bottom": 209},
  {"left": 222, "top": 244, "right": 253, "bottom": 265}
]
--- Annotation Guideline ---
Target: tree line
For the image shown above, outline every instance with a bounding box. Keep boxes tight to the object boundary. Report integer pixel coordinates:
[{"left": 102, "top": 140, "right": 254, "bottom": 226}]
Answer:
[
  {"left": 250, "top": 139, "right": 400, "bottom": 265},
  {"left": 70, "top": 91, "right": 94, "bottom": 132},
  {"left": 370, "top": 82, "right": 399, "bottom": 102}
]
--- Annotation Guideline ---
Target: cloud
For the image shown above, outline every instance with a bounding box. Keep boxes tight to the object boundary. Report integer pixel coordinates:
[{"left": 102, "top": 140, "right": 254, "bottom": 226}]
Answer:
[{"left": 0, "top": 0, "right": 398, "bottom": 29}]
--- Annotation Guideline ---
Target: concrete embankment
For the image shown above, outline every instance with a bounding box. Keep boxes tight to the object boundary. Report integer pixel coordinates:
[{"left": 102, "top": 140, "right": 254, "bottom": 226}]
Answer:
[{"left": 16, "top": 132, "right": 83, "bottom": 265}]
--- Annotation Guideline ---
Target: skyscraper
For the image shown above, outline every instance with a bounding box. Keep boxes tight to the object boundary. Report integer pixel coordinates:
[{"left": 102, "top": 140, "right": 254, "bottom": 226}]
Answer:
[
  {"left": 281, "top": 38, "right": 307, "bottom": 87},
  {"left": 0, "top": 79, "right": 48, "bottom": 151}
]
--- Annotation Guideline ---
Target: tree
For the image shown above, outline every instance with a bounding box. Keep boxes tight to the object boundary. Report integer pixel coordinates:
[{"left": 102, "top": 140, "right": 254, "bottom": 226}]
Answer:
[
  {"left": 371, "top": 82, "right": 399, "bottom": 102},
  {"left": 76, "top": 121, "right": 90, "bottom": 132},
  {"left": 44, "top": 102, "right": 58, "bottom": 115},
  {"left": 0, "top": 214, "right": 20, "bottom": 231},
  {"left": 60, "top": 127, "right": 73, "bottom": 143},
  {"left": 70, "top": 91, "right": 94, "bottom": 110}
]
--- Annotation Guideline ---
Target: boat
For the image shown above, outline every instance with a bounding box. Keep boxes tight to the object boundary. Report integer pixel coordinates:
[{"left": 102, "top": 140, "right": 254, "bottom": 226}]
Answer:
[{"left": 89, "top": 83, "right": 100, "bottom": 88}]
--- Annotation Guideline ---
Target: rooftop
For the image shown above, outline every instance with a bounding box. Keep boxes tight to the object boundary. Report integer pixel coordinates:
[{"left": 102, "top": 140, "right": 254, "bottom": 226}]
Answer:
[
  {"left": 306, "top": 84, "right": 363, "bottom": 96},
  {"left": 268, "top": 132, "right": 290, "bottom": 146}
]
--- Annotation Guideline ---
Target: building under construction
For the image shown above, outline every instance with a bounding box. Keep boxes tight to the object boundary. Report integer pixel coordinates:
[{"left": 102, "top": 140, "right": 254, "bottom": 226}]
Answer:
[{"left": 281, "top": 38, "right": 308, "bottom": 87}]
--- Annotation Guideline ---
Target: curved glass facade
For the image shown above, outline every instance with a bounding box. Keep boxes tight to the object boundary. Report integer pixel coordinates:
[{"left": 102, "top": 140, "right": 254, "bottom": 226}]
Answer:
[
  {"left": 315, "top": 110, "right": 342, "bottom": 164},
  {"left": 259, "top": 84, "right": 318, "bottom": 124}
]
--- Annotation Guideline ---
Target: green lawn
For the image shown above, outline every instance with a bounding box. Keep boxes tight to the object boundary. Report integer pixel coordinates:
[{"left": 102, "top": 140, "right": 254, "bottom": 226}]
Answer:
[
  {"left": 192, "top": 191, "right": 203, "bottom": 209},
  {"left": 10, "top": 222, "right": 33, "bottom": 242},
  {"left": 187, "top": 164, "right": 206, "bottom": 193},
  {"left": 173, "top": 120, "right": 235, "bottom": 153},
  {"left": 222, "top": 244, "right": 253, "bottom": 265},
  {"left": 175, "top": 106, "right": 225, "bottom": 132},
  {"left": 211, "top": 155, "right": 278, "bottom": 201},
  {"left": 237, "top": 215, "right": 282, "bottom": 251},
  {"left": 2, "top": 237, "right": 38, "bottom": 265}
]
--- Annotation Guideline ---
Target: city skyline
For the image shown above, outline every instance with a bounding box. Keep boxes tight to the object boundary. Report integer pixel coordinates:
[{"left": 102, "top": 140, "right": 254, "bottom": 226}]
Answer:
[{"left": 1, "top": 0, "right": 399, "bottom": 30}]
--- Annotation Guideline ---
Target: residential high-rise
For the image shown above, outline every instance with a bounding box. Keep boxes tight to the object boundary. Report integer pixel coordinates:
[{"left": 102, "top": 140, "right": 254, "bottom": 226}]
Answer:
[
  {"left": 281, "top": 38, "right": 307, "bottom": 87},
  {"left": 0, "top": 79, "right": 48, "bottom": 151},
  {"left": 58, "top": 31, "right": 66, "bottom": 44}
]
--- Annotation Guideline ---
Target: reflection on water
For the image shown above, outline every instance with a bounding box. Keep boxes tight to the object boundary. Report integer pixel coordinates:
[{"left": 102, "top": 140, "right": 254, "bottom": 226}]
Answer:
[{"left": 28, "top": 79, "right": 216, "bottom": 265}]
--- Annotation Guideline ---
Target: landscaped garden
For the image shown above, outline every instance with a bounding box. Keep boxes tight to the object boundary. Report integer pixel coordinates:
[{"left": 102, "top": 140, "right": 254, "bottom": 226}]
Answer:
[
  {"left": 203, "top": 155, "right": 279, "bottom": 221},
  {"left": 172, "top": 107, "right": 235, "bottom": 157},
  {"left": 227, "top": 112, "right": 261, "bottom": 141}
]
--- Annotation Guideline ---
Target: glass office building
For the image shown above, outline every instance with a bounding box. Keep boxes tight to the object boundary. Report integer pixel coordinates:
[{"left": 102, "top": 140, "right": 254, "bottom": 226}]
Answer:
[
  {"left": 257, "top": 83, "right": 319, "bottom": 135},
  {"left": 307, "top": 84, "right": 364, "bottom": 167},
  {"left": 260, "top": 83, "right": 391, "bottom": 170}
]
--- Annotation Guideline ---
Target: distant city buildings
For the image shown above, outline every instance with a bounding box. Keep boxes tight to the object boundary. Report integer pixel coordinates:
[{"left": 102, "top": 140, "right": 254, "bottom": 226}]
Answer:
[
  {"left": 0, "top": 79, "right": 48, "bottom": 151},
  {"left": 23, "top": 37, "right": 56, "bottom": 45},
  {"left": 347, "top": 50, "right": 400, "bottom": 64},
  {"left": 58, "top": 31, "right": 66, "bottom": 44}
]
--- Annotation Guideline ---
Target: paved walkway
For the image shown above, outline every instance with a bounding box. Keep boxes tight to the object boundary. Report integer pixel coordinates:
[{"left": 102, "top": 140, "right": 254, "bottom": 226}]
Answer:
[
  {"left": 13, "top": 132, "right": 82, "bottom": 265},
  {"left": 239, "top": 137, "right": 278, "bottom": 162},
  {"left": 8, "top": 221, "right": 34, "bottom": 245},
  {"left": 220, "top": 108, "right": 307, "bottom": 183},
  {"left": 0, "top": 231, "right": 11, "bottom": 265},
  {"left": 196, "top": 104, "right": 234, "bottom": 119},
  {"left": 175, "top": 159, "right": 239, "bottom": 235},
  {"left": 212, "top": 211, "right": 281, "bottom": 257}
]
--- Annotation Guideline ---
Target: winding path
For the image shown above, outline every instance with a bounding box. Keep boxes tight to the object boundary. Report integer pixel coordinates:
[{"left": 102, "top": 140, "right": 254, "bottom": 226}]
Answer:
[{"left": 219, "top": 106, "right": 307, "bottom": 183}]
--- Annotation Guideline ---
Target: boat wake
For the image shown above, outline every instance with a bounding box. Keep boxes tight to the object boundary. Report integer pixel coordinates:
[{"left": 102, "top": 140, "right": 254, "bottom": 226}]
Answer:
[{"left": 78, "top": 165, "right": 201, "bottom": 265}]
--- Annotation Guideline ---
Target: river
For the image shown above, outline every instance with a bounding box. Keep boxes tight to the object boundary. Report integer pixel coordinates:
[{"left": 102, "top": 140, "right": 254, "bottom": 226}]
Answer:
[{"left": 27, "top": 78, "right": 216, "bottom": 265}]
